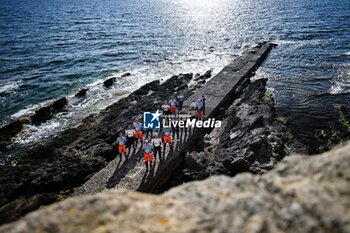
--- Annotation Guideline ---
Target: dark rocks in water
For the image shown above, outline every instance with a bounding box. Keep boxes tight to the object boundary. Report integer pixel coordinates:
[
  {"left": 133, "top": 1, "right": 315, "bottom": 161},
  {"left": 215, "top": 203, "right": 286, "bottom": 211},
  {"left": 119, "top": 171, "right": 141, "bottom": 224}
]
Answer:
[
  {"left": 103, "top": 77, "right": 116, "bottom": 87},
  {"left": 31, "top": 106, "right": 54, "bottom": 124},
  {"left": 0, "top": 118, "right": 29, "bottom": 150},
  {"left": 179, "top": 73, "right": 193, "bottom": 79},
  {"left": 31, "top": 98, "right": 68, "bottom": 124},
  {"left": 194, "top": 70, "right": 212, "bottom": 81},
  {"left": 203, "top": 69, "right": 212, "bottom": 79},
  {"left": 121, "top": 72, "right": 131, "bottom": 77},
  {"left": 75, "top": 88, "right": 89, "bottom": 97},
  {"left": 52, "top": 97, "right": 68, "bottom": 112}
]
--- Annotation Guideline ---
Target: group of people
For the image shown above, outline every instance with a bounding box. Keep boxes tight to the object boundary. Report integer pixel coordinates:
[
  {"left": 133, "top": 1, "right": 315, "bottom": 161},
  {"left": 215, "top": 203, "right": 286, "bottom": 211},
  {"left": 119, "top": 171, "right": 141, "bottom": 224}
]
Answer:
[
  {"left": 115, "top": 93, "right": 207, "bottom": 170},
  {"left": 159, "top": 93, "right": 206, "bottom": 120},
  {"left": 115, "top": 118, "right": 173, "bottom": 169}
]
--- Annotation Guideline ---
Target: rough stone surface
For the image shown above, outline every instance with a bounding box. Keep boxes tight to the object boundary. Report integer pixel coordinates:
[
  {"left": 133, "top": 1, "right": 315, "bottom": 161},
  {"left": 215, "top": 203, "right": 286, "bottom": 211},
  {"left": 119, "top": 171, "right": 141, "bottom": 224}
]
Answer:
[
  {"left": 162, "top": 79, "right": 307, "bottom": 189},
  {"left": 1, "top": 142, "right": 349, "bottom": 233}
]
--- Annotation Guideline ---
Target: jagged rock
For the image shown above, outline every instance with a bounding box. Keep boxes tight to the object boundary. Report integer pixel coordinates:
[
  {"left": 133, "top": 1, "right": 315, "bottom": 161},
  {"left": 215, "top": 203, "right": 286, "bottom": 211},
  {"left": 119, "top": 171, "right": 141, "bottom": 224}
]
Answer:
[
  {"left": 30, "top": 98, "right": 68, "bottom": 124},
  {"left": 31, "top": 106, "right": 54, "bottom": 123},
  {"left": 75, "top": 88, "right": 88, "bottom": 97},
  {"left": 203, "top": 69, "right": 212, "bottom": 79},
  {"left": 103, "top": 77, "right": 116, "bottom": 87},
  {"left": 1, "top": 142, "right": 349, "bottom": 233},
  {"left": 52, "top": 97, "right": 68, "bottom": 112}
]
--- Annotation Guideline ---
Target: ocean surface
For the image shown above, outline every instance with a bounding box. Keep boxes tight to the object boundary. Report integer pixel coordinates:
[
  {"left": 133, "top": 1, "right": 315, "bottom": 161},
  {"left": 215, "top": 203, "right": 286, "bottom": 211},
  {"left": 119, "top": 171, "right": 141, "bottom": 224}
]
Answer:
[{"left": 0, "top": 0, "right": 349, "bottom": 149}]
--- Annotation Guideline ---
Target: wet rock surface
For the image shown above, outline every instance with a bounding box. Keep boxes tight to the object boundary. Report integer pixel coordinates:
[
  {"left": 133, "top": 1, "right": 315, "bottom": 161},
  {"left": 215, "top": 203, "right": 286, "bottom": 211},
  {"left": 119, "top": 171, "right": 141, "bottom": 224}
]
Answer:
[
  {"left": 1, "top": 141, "right": 349, "bottom": 233},
  {"left": 74, "top": 88, "right": 89, "bottom": 97},
  {"left": 103, "top": 77, "right": 116, "bottom": 87},
  {"left": 0, "top": 72, "right": 210, "bottom": 224}
]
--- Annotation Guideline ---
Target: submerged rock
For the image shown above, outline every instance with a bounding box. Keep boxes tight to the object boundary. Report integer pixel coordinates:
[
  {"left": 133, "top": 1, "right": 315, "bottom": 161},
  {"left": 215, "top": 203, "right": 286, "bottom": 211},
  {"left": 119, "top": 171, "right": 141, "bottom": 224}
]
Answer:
[{"left": 1, "top": 142, "right": 349, "bottom": 233}]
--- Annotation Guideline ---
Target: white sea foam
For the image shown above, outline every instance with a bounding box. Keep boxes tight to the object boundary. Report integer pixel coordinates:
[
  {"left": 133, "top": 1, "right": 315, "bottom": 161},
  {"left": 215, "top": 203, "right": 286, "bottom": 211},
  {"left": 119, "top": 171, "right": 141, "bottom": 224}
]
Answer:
[
  {"left": 329, "top": 71, "right": 350, "bottom": 95},
  {"left": 0, "top": 80, "right": 21, "bottom": 94}
]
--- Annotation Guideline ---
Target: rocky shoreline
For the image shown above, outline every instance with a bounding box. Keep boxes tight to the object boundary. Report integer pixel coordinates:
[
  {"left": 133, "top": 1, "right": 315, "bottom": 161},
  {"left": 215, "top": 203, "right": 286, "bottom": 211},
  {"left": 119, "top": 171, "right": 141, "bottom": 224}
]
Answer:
[
  {"left": 0, "top": 71, "right": 211, "bottom": 224},
  {"left": 0, "top": 42, "right": 307, "bottom": 224},
  {"left": 2, "top": 42, "right": 347, "bottom": 228}
]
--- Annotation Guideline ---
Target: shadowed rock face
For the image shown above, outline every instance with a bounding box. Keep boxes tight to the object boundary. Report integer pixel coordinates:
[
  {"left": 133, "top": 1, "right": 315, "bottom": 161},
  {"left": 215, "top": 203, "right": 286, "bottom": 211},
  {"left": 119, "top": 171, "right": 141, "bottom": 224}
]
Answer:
[{"left": 1, "top": 142, "right": 349, "bottom": 233}]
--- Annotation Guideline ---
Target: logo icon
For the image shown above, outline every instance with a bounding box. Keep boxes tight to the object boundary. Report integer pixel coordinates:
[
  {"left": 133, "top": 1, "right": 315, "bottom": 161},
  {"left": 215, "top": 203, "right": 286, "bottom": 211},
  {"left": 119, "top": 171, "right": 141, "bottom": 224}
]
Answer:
[{"left": 143, "top": 110, "right": 161, "bottom": 129}]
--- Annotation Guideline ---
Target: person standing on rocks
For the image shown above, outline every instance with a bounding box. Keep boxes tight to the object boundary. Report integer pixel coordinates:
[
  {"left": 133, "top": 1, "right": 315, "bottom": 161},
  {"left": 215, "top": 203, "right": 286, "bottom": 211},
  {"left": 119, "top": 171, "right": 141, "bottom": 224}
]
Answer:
[
  {"left": 176, "top": 92, "right": 185, "bottom": 112},
  {"left": 169, "top": 96, "right": 177, "bottom": 116},
  {"left": 162, "top": 100, "right": 171, "bottom": 125},
  {"left": 142, "top": 140, "right": 153, "bottom": 169},
  {"left": 163, "top": 126, "right": 173, "bottom": 153},
  {"left": 196, "top": 98, "right": 204, "bottom": 120},
  {"left": 133, "top": 118, "right": 143, "bottom": 146},
  {"left": 171, "top": 117, "right": 180, "bottom": 142},
  {"left": 152, "top": 133, "right": 162, "bottom": 162},
  {"left": 116, "top": 133, "right": 127, "bottom": 160},
  {"left": 201, "top": 93, "right": 207, "bottom": 116},
  {"left": 125, "top": 124, "right": 136, "bottom": 154}
]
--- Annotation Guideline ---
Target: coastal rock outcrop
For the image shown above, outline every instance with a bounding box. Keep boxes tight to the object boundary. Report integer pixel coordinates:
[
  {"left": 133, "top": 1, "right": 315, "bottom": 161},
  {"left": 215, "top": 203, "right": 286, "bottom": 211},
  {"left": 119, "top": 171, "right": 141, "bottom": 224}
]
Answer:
[
  {"left": 0, "top": 72, "right": 206, "bottom": 224},
  {"left": 1, "top": 141, "right": 349, "bottom": 233},
  {"left": 161, "top": 79, "right": 307, "bottom": 189}
]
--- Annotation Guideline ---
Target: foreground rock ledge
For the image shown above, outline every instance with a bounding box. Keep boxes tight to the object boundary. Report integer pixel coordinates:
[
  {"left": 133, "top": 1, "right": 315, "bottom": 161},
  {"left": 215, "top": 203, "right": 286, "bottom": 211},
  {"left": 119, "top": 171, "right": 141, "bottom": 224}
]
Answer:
[{"left": 1, "top": 143, "right": 350, "bottom": 233}]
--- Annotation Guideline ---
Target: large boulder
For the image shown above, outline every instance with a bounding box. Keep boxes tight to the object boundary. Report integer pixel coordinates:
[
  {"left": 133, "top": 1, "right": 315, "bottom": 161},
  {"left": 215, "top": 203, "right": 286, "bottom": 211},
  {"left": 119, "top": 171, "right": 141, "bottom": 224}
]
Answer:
[{"left": 1, "top": 142, "right": 349, "bottom": 233}]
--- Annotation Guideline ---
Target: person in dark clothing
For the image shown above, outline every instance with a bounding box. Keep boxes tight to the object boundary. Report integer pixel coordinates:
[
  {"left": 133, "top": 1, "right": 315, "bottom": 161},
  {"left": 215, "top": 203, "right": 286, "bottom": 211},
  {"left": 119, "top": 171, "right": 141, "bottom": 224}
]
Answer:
[{"left": 176, "top": 92, "right": 185, "bottom": 112}]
